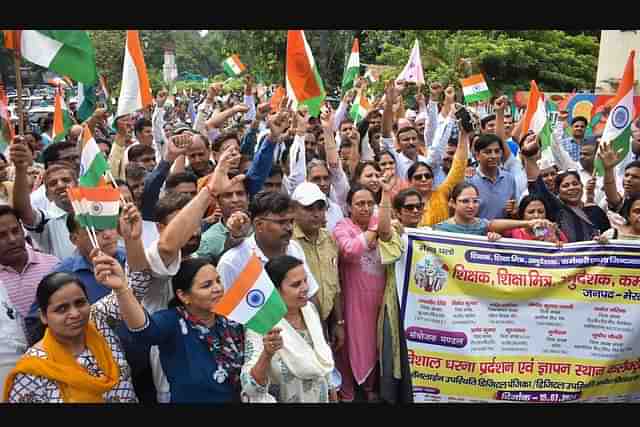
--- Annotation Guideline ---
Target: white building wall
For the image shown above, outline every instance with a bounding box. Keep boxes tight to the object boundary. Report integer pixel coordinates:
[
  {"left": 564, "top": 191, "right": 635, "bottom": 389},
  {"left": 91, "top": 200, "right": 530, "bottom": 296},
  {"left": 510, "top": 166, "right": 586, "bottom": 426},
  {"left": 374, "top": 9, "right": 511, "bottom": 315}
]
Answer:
[{"left": 595, "top": 30, "right": 640, "bottom": 94}]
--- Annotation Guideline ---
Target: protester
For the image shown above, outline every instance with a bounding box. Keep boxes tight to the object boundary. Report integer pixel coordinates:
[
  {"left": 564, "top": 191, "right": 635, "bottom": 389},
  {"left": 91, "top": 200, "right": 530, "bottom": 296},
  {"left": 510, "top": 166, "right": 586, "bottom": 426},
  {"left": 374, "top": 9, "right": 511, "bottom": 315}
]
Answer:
[
  {"left": 333, "top": 184, "right": 390, "bottom": 402},
  {"left": 241, "top": 255, "right": 335, "bottom": 403},
  {"left": 4, "top": 253, "right": 152, "bottom": 403},
  {"left": 597, "top": 193, "right": 640, "bottom": 242},
  {"left": 433, "top": 182, "right": 554, "bottom": 241},
  {"left": 503, "top": 194, "right": 568, "bottom": 244}
]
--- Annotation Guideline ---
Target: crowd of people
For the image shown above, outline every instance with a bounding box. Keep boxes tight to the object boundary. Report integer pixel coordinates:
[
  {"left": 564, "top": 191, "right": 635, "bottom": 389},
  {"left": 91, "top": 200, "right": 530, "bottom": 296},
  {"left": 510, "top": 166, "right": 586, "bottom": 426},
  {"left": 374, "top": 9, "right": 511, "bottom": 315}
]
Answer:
[{"left": 1, "top": 71, "right": 640, "bottom": 404}]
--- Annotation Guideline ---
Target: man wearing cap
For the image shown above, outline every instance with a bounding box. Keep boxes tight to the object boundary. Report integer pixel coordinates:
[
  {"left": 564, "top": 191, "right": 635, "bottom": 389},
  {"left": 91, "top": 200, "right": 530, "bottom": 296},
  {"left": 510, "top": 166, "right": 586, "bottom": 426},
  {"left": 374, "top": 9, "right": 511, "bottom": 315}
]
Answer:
[{"left": 291, "top": 182, "right": 344, "bottom": 351}]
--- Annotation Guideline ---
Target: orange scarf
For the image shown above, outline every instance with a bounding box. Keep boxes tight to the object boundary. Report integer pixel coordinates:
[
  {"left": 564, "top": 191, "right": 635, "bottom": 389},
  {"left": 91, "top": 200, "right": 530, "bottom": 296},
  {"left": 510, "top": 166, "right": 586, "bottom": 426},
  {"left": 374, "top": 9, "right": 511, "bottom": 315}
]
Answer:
[{"left": 3, "top": 321, "right": 120, "bottom": 403}]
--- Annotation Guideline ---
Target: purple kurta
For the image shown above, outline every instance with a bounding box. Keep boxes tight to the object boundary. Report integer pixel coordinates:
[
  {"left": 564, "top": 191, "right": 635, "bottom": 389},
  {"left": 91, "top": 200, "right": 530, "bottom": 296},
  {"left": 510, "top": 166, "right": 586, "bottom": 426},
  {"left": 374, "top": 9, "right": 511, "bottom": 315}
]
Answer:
[{"left": 333, "top": 218, "right": 386, "bottom": 384}]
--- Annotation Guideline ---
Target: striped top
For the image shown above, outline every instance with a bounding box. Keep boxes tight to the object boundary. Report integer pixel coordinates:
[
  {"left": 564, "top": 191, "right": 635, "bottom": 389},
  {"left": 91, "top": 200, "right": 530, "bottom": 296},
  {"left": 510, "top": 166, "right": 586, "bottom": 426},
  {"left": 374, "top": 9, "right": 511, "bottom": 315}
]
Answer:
[{"left": 0, "top": 245, "right": 60, "bottom": 318}]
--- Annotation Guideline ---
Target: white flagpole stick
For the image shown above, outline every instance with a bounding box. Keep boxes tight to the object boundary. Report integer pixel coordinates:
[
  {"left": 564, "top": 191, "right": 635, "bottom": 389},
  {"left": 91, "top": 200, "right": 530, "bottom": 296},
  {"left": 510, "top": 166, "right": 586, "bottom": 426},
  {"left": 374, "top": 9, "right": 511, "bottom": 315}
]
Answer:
[
  {"left": 106, "top": 171, "right": 127, "bottom": 204},
  {"left": 90, "top": 226, "right": 100, "bottom": 250},
  {"left": 86, "top": 225, "right": 98, "bottom": 249}
]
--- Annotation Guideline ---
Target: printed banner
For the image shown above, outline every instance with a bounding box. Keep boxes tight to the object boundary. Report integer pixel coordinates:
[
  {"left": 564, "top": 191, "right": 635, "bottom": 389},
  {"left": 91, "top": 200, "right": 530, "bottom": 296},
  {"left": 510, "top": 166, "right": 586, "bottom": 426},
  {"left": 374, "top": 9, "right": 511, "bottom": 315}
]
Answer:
[{"left": 398, "top": 229, "right": 640, "bottom": 403}]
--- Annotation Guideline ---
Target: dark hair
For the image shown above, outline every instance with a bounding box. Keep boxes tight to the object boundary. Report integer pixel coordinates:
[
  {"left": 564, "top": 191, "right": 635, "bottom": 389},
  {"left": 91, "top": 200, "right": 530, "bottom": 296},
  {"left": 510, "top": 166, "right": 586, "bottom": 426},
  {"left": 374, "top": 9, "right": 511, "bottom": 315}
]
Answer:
[
  {"left": 407, "top": 161, "right": 433, "bottom": 181},
  {"left": 155, "top": 191, "right": 192, "bottom": 224},
  {"left": 264, "top": 255, "right": 304, "bottom": 290},
  {"left": 96, "top": 138, "right": 112, "bottom": 152},
  {"left": 571, "top": 116, "right": 588, "bottom": 126},
  {"left": 555, "top": 170, "right": 582, "bottom": 190},
  {"left": 447, "top": 135, "right": 458, "bottom": 146},
  {"left": 41, "top": 141, "right": 76, "bottom": 169},
  {"left": 516, "top": 194, "right": 551, "bottom": 220},
  {"left": 65, "top": 213, "right": 82, "bottom": 235},
  {"left": 170, "top": 258, "right": 213, "bottom": 308},
  {"left": 621, "top": 192, "right": 640, "bottom": 220},
  {"left": 353, "top": 161, "right": 380, "bottom": 183},
  {"left": 396, "top": 126, "right": 418, "bottom": 139},
  {"left": 249, "top": 191, "right": 293, "bottom": 219},
  {"left": 338, "top": 118, "right": 354, "bottom": 131},
  {"left": 165, "top": 172, "right": 198, "bottom": 191},
  {"left": 268, "top": 164, "right": 284, "bottom": 179},
  {"left": 0, "top": 153, "right": 6, "bottom": 162},
  {"left": 450, "top": 182, "right": 479, "bottom": 202},
  {"left": 375, "top": 150, "right": 396, "bottom": 164},
  {"left": 393, "top": 188, "right": 423, "bottom": 211},
  {"left": 125, "top": 163, "right": 147, "bottom": 182},
  {"left": 26, "top": 131, "right": 42, "bottom": 142},
  {"left": 474, "top": 133, "right": 503, "bottom": 153},
  {"left": 115, "top": 178, "right": 128, "bottom": 188},
  {"left": 480, "top": 114, "right": 496, "bottom": 130},
  {"left": 0, "top": 205, "right": 19, "bottom": 223},
  {"left": 346, "top": 183, "right": 375, "bottom": 207},
  {"left": 128, "top": 144, "right": 155, "bottom": 162},
  {"left": 625, "top": 160, "right": 640, "bottom": 172},
  {"left": 36, "top": 272, "right": 87, "bottom": 312},
  {"left": 213, "top": 131, "right": 239, "bottom": 152},
  {"left": 134, "top": 118, "right": 152, "bottom": 135}
]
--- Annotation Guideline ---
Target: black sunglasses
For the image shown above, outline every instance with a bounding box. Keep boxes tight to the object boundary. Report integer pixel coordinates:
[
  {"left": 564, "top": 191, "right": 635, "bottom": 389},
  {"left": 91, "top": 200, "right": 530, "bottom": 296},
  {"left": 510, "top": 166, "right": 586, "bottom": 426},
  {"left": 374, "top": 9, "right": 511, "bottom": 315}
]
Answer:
[
  {"left": 402, "top": 203, "right": 425, "bottom": 211},
  {"left": 412, "top": 173, "right": 433, "bottom": 181}
]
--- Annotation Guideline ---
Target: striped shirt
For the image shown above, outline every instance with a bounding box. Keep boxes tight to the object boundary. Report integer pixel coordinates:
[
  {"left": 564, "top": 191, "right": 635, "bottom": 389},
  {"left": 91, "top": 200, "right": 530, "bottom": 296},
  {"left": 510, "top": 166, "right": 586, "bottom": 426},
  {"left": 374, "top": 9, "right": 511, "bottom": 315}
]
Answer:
[{"left": 0, "top": 245, "right": 60, "bottom": 318}]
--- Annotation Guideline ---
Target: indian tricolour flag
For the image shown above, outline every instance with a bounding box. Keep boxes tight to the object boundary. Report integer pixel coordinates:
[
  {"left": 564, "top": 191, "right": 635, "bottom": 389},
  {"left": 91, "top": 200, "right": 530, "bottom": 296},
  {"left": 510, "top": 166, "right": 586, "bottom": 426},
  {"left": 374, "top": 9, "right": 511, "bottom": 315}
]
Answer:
[
  {"left": 214, "top": 255, "right": 287, "bottom": 335},
  {"left": 350, "top": 92, "right": 371, "bottom": 123},
  {"left": 3, "top": 30, "right": 97, "bottom": 85},
  {"left": 68, "top": 186, "right": 120, "bottom": 230},
  {"left": 595, "top": 50, "right": 636, "bottom": 176},
  {"left": 52, "top": 87, "right": 74, "bottom": 142},
  {"left": 460, "top": 74, "right": 491, "bottom": 104},
  {"left": 116, "top": 30, "right": 152, "bottom": 118},
  {"left": 79, "top": 126, "right": 108, "bottom": 187},
  {"left": 223, "top": 55, "right": 246, "bottom": 77},
  {"left": 286, "top": 30, "right": 326, "bottom": 117},
  {"left": 77, "top": 82, "right": 97, "bottom": 122},
  {"left": 341, "top": 38, "right": 359, "bottom": 93},
  {"left": 521, "top": 80, "right": 553, "bottom": 153}
]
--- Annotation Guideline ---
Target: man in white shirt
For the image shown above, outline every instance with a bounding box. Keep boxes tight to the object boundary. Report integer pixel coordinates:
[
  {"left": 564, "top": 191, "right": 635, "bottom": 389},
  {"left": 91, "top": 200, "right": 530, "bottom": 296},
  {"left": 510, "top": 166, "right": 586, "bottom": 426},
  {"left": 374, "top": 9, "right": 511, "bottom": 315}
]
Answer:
[
  {"left": 217, "top": 191, "right": 320, "bottom": 302},
  {"left": 11, "top": 142, "right": 78, "bottom": 260}
]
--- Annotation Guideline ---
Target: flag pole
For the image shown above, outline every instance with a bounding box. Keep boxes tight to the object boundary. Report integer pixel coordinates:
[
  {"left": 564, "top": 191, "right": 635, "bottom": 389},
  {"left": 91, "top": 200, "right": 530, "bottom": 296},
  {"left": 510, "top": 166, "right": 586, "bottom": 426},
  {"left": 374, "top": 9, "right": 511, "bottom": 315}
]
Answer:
[{"left": 13, "top": 51, "right": 25, "bottom": 135}]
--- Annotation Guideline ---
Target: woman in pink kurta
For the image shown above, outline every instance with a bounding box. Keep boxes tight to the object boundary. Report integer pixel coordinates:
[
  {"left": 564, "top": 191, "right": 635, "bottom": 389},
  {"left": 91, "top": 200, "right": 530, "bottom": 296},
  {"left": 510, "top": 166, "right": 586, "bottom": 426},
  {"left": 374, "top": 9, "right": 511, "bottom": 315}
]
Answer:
[{"left": 333, "top": 184, "right": 386, "bottom": 402}]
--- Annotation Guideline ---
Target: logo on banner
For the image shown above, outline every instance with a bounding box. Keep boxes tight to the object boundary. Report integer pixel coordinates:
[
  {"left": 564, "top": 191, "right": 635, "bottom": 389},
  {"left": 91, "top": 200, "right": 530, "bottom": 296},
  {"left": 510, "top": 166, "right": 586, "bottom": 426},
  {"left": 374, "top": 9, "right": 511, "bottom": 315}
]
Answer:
[{"left": 414, "top": 255, "right": 449, "bottom": 293}]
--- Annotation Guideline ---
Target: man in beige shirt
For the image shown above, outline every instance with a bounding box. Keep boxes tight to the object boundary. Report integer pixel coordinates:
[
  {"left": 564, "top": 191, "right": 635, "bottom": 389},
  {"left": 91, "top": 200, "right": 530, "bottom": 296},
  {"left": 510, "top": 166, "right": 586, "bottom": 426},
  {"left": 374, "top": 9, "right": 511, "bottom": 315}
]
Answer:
[{"left": 291, "top": 182, "right": 344, "bottom": 351}]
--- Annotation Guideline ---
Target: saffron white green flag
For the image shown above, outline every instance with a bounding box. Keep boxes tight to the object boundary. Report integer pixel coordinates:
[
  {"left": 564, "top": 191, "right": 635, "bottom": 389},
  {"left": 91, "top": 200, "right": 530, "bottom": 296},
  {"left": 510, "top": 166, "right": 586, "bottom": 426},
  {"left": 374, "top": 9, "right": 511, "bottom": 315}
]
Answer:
[
  {"left": 595, "top": 50, "right": 636, "bottom": 176},
  {"left": 52, "top": 87, "right": 74, "bottom": 142},
  {"left": 79, "top": 126, "right": 108, "bottom": 187},
  {"left": 67, "top": 186, "right": 120, "bottom": 230},
  {"left": 214, "top": 254, "right": 287, "bottom": 335},
  {"left": 521, "top": 80, "right": 553, "bottom": 155},
  {"left": 341, "top": 38, "right": 359, "bottom": 93},
  {"left": 286, "top": 30, "right": 326, "bottom": 117},
  {"left": 18, "top": 30, "right": 98, "bottom": 85},
  {"left": 223, "top": 55, "right": 246, "bottom": 77},
  {"left": 77, "top": 82, "right": 97, "bottom": 122},
  {"left": 350, "top": 92, "right": 371, "bottom": 123},
  {"left": 460, "top": 74, "right": 491, "bottom": 104}
]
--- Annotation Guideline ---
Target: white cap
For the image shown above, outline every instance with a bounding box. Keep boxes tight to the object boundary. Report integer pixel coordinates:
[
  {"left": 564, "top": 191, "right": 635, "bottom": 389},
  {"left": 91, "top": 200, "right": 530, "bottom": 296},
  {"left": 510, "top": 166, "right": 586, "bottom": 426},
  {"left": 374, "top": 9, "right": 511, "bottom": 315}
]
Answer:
[
  {"left": 405, "top": 109, "right": 417, "bottom": 120},
  {"left": 291, "top": 182, "right": 327, "bottom": 207}
]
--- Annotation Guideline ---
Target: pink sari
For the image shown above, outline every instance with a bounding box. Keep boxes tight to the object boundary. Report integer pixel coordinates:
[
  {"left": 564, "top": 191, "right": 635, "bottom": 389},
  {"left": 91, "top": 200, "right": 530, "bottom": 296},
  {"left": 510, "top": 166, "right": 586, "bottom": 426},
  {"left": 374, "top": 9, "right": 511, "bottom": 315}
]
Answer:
[{"left": 333, "top": 218, "right": 386, "bottom": 395}]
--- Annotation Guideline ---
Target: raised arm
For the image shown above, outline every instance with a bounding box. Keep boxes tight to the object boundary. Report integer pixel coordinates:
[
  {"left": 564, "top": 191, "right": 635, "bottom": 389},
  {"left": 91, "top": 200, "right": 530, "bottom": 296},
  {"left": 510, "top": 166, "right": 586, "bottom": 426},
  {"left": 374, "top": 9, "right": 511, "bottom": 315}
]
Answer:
[
  {"left": 438, "top": 121, "right": 470, "bottom": 195},
  {"left": 119, "top": 202, "right": 148, "bottom": 271},
  {"left": 9, "top": 139, "right": 37, "bottom": 226},
  {"left": 205, "top": 104, "right": 249, "bottom": 131},
  {"left": 493, "top": 96, "right": 509, "bottom": 162},
  {"left": 377, "top": 177, "right": 394, "bottom": 242},
  {"left": 598, "top": 140, "right": 624, "bottom": 210}
]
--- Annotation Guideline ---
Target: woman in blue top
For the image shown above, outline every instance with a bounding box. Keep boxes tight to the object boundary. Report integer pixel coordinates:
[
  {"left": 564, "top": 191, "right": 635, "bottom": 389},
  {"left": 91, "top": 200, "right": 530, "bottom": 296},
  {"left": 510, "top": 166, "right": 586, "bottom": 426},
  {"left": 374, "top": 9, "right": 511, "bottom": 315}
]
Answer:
[
  {"left": 119, "top": 257, "right": 244, "bottom": 403},
  {"left": 433, "top": 182, "right": 551, "bottom": 240}
]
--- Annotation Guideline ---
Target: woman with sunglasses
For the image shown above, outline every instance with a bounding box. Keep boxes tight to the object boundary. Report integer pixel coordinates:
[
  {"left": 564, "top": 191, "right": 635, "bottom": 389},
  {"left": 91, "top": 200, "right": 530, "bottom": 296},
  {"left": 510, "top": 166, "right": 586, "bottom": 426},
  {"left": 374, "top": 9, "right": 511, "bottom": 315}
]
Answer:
[
  {"left": 332, "top": 184, "right": 392, "bottom": 402},
  {"left": 522, "top": 139, "right": 611, "bottom": 242},
  {"left": 433, "top": 182, "right": 554, "bottom": 241},
  {"left": 407, "top": 123, "right": 470, "bottom": 227}
]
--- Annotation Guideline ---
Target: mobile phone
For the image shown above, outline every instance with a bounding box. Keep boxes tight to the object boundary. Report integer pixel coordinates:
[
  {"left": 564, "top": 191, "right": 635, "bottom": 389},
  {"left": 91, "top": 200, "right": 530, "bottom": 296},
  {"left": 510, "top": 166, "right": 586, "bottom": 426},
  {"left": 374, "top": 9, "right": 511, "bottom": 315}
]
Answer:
[{"left": 455, "top": 107, "right": 474, "bottom": 133}]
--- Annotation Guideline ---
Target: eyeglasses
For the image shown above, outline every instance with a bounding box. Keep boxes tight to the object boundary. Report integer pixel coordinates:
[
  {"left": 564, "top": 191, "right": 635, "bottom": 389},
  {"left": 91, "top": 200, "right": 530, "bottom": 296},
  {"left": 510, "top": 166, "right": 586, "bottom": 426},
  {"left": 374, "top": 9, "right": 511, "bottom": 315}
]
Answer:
[
  {"left": 457, "top": 198, "right": 480, "bottom": 205},
  {"left": 260, "top": 216, "right": 294, "bottom": 227},
  {"left": 402, "top": 203, "right": 425, "bottom": 211},
  {"left": 412, "top": 173, "right": 433, "bottom": 181}
]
